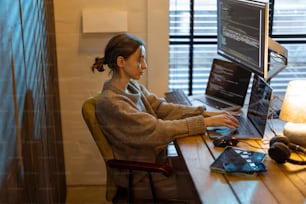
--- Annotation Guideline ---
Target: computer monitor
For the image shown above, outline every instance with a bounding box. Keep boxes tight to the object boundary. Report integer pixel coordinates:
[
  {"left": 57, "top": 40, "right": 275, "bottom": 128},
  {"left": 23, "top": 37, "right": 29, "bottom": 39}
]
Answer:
[{"left": 217, "top": 0, "right": 288, "bottom": 81}]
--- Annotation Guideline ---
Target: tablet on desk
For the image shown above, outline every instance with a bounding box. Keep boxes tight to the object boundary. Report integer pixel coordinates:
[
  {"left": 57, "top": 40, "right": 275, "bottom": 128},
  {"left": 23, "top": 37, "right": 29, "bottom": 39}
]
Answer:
[{"left": 210, "top": 147, "right": 267, "bottom": 176}]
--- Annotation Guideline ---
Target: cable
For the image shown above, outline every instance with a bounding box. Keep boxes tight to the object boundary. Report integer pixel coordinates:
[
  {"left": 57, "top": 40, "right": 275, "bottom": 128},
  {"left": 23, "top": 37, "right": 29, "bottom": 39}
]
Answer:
[
  {"left": 238, "top": 141, "right": 267, "bottom": 150},
  {"left": 268, "top": 95, "right": 283, "bottom": 119}
]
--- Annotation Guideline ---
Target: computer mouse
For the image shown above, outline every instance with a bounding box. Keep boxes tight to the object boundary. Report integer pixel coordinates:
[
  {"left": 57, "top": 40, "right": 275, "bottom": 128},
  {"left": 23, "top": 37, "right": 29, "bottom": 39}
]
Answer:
[{"left": 213, "top": 135, "right": 239, "bottom": 147}]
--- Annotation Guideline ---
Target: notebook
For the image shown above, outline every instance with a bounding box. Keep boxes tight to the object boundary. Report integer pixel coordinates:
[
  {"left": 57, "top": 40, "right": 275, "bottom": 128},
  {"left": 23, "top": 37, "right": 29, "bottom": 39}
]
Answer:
[
  {"left": 207, "top": 74, "right": 273, "bottom": 140},
  {"left": 192, "top": 58, "right": 251, "bottom": 111}
]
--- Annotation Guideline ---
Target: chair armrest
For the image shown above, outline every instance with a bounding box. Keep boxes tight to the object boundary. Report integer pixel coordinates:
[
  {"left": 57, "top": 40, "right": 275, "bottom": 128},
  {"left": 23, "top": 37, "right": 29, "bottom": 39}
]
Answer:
[{"left": 107, "top": 159, "right": 173, "bottom": 177}]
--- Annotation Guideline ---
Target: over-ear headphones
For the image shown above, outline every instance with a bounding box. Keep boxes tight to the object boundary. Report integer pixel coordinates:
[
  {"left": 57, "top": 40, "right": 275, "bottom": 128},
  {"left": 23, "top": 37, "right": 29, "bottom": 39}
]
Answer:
[{"left": 268, "top": 136, "right": 306, "bottom": 165}]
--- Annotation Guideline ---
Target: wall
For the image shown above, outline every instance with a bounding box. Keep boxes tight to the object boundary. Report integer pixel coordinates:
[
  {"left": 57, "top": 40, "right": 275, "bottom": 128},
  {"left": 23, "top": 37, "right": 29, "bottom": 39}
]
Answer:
[{"left": 53, "top": 0, "right": 169, "bottom": 185}]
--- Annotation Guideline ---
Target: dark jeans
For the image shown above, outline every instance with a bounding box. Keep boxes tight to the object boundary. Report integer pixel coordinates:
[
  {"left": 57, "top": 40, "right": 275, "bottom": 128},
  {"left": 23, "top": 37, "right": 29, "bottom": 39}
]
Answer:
[{"left": 132, "top": 156, "right": 200, "bottom": 203}]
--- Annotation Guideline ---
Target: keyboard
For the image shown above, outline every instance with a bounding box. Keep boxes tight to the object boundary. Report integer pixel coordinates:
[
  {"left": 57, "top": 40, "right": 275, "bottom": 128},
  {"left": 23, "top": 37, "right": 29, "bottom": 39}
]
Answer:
[{"left": 165, "top": 89, "right": 192, "bottom": 106}]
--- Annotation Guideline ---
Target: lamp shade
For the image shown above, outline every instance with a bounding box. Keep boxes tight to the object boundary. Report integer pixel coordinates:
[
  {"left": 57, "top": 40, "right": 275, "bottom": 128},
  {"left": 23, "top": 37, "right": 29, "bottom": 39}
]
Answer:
[{"left": 279, "top": 80, "right": 306, "bottom": 123}]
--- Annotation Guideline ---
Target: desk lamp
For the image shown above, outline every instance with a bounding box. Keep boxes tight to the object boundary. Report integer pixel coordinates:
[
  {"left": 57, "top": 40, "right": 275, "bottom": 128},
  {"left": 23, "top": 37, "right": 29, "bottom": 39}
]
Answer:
[{"left": 279, "top": 80, "right": 306, "bottom": 148}]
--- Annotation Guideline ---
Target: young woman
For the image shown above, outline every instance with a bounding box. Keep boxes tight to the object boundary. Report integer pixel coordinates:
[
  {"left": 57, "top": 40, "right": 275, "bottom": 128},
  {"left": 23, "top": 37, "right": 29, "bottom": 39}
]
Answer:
[{"left": 92, "top": 33, "right": 239, "bottom": 202}]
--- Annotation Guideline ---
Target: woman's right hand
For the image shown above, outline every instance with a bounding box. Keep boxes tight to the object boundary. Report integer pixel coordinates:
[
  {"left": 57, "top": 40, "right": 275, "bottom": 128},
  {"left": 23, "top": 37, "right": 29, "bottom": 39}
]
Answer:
[{"left": 204, "top": 112, "right": 239, "bottom": 129}]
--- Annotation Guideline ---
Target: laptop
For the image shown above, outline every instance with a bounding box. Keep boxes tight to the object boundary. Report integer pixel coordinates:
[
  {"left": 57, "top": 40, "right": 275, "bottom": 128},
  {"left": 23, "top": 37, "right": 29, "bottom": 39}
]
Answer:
[
  {"left": 207, "top": 74, "right": 273, "bottom": 140},
  {"left": 192, "top": 59, "right": 251, "bottom": 111}
]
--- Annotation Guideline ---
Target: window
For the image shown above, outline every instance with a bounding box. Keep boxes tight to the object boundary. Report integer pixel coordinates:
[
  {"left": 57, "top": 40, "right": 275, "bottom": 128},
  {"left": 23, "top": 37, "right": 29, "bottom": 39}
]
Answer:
[{"left": 169, "top": 0, "right": 306, "bottom": 95}]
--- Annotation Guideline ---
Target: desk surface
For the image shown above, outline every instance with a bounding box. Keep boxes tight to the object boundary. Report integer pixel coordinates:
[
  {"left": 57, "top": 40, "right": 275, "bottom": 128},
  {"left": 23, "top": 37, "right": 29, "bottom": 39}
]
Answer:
[{"left": 175, "top": 119, "right": 306, "bottom": 204}]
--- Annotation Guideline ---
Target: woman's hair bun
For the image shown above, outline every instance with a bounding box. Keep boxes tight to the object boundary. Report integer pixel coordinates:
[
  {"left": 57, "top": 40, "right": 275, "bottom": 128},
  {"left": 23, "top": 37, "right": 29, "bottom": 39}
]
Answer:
[{"left": 91, "top": 57, "right": 105, "bottom": 72}]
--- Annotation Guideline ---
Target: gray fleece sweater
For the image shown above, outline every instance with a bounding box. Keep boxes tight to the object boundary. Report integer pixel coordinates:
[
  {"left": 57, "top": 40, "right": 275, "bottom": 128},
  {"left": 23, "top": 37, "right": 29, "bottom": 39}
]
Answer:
[{"left": 96, "top": 80, "right": 207, "bottom": 164}]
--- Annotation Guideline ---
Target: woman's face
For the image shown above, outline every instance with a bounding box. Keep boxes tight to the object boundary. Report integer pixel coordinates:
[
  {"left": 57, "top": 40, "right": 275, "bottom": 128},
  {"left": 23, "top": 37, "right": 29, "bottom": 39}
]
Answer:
[{"left": 121, "top": 46, "right": 147, "bottom": 80}]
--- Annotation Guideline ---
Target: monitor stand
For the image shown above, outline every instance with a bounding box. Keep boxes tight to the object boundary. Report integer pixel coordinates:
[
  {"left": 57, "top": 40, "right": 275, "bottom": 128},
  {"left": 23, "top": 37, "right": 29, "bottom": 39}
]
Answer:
[{"left": 266, "top": 37, "right": 288, "bottom": 82}]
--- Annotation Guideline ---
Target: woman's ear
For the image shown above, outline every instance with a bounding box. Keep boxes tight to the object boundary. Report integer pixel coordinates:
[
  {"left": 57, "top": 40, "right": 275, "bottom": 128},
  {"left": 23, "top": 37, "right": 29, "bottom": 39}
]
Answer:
[{"left": 116, "top": 56, "right": 125, "bottom": 68}]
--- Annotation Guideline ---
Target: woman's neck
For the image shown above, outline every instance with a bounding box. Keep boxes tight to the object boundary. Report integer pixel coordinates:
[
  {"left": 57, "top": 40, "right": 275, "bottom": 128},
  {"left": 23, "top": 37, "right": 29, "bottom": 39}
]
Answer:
[{"left": 110, "top": 75, "right": 129, "bottom": 92}]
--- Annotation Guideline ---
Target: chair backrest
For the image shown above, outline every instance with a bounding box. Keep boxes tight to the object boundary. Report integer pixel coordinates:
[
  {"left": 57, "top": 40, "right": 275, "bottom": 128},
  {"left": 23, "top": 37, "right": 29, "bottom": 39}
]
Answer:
[{"left": 81, "top": 96, "right": 118, "bottom": 201}]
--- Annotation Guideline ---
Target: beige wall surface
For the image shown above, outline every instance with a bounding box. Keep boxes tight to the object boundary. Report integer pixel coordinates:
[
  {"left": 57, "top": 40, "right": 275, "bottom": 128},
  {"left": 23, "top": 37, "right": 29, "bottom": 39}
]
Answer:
[{"left": 53, "top": 0, "right": 168, "bottom": 185}]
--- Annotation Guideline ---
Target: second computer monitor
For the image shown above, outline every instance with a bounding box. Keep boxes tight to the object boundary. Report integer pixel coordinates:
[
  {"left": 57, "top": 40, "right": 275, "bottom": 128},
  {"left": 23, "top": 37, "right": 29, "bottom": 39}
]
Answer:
[{"left": 217, "top": 0, "right": 269, "bottom": 78}]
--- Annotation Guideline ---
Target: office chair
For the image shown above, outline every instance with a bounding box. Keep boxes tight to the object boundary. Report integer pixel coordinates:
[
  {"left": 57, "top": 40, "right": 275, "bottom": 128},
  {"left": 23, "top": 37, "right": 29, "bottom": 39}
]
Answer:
[{"left": 81, "top": 96, "right": 173, "bottom": 203}]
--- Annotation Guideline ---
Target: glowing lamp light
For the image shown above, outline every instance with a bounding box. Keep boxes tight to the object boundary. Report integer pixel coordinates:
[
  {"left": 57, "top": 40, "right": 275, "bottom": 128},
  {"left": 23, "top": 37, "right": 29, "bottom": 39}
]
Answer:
[{"left": 279, "top": 80, "right": 306, "bottom": 147}]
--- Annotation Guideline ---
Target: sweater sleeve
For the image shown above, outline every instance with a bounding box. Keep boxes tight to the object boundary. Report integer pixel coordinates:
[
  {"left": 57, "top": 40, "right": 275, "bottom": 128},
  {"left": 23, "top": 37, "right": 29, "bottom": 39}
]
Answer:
[
  {"left": 96, "top": 93, "right": 206, "bottom": 149},
  {"left": 139, "top": 84, "right": 206, "bottom": 120}
]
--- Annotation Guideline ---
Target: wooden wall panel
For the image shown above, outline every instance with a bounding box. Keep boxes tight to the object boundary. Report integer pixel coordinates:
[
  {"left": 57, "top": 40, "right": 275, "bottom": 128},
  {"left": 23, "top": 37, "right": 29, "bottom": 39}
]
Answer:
[{"left": 0, "top": 0, "right": 66, "bottom": 203}]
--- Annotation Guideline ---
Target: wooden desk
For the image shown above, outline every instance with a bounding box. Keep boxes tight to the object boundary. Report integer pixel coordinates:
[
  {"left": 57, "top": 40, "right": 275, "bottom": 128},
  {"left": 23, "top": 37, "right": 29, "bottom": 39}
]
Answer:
[{"left": 175, "top": 119, "right": 306, "bottom": 204}]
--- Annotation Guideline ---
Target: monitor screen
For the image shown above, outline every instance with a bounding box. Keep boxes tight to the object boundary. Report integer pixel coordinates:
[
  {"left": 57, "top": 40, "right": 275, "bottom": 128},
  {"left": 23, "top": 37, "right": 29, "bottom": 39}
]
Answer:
[
  {"left": 206, "top": 59, "right": 251, "bottom": 106},
  {"left": 217, "top": 0, "right": 269, "bottom": 78},
  {"left": 247, "top": 74, "right": 272, "bottom": 136}
]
